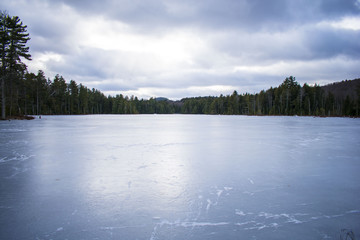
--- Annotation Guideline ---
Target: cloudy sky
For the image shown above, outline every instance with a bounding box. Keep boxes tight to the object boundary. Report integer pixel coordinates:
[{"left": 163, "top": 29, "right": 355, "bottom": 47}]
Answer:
[{"left": 1, "top": 0, "right": 360, "bottom": 99}]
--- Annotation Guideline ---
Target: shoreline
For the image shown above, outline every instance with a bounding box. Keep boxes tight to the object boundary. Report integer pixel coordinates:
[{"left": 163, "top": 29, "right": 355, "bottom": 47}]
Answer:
[
  {"left": 3, "top": 114, "right": 356, "bottom": 119},
  {"left": 0, "top": 115, "right": 35, "bottom": 121}
]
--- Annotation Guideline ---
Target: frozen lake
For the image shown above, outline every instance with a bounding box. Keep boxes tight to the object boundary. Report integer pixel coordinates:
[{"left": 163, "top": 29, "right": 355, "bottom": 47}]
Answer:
[{"left": 0, "top": 115, "right": 359, "bottom": 239}]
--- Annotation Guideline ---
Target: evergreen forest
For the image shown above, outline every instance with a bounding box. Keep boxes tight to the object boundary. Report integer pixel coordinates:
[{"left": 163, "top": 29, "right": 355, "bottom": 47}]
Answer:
[{"left": 1, "top": 12, "right": 359, "bottom": 119}]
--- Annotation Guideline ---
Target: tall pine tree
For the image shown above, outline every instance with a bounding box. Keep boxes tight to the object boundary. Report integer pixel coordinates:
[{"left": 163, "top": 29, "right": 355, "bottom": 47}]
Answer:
[{"left": 0, "top": 12, "right": 31, "bottom": 119}]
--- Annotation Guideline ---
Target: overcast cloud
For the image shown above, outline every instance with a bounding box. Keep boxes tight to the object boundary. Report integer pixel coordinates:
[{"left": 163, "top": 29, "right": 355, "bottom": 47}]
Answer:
[{"left": 1, "top": 0, "right": 360, "bottom": 99}]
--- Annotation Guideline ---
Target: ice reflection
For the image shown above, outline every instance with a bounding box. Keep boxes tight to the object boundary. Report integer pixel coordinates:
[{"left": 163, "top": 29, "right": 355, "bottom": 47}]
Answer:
[{"left": 74, "top": 115, "right": 194, "bottom": 221}]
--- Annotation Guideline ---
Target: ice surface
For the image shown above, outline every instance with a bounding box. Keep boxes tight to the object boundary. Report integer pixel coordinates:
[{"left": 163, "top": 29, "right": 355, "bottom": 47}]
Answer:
[{"left": 0, "top": 115, "right": 360, "bottom": 239}]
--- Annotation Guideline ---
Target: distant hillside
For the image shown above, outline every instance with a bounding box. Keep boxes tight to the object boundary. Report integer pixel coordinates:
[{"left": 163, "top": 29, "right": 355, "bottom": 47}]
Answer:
[
  {"left": 321, "top": 78, "right": 360, "bottom": 100},
  {"left": 154, "top": 97, "right": 169, "bottom": 102}
]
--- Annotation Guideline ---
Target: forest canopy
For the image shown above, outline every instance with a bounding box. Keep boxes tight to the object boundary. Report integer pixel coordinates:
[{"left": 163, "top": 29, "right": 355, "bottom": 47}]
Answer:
[{"left": 1, "top": 12, "right": 359, "bottom": 119}]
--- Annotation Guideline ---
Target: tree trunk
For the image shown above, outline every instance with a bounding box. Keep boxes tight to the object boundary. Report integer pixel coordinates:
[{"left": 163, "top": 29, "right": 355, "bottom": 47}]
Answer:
[
  {"left": 1, "top": 77, "right": 5, "bottom": 119},
  {"left": 9, "top": 74, "right": 13, "bottom": 116},
  {"left": 36, "top": 86, "right": 39, "bottom": 115}
]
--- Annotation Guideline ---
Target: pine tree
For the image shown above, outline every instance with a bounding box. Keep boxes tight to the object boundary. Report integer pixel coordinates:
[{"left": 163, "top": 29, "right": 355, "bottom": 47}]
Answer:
[
  {"left": 0, "top": 11, "right": 10, "bottom": 119},
  {"left": 0, "top": 12, "right": 31, "bottom": 119}
]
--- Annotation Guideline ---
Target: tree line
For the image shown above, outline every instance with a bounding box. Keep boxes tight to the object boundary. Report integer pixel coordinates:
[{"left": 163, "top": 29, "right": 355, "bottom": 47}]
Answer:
[
  {"left": 1, "top": 12, "right": 359, "bottom": 118},
  {"left": 4, "top": 72, "right": 360, "bottom": 117},
  {"left": 180, "top": 77, "right": 360, "bottom": 117}
]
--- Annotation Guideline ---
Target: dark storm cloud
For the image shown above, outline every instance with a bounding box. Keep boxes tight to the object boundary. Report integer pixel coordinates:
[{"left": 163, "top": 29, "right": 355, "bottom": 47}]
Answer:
[
  {"left": 3, "top": 0, "right": 360, "bottom": 34},
  {"left": 190, "top": 0, "right": 360, "bottom": 32},
  {"left": 54, "top": 0, "right": 360, "bottom": 31},
  {"left": 211, "top": 25, "right": 360, "bottom": 64},
  {"left": 305, "top": 28, "right": 360, "bottom": 59},
  {"left": 319, "top": 0, "right": 360, "bottom": 15}
]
